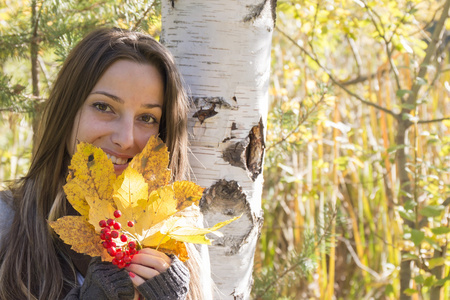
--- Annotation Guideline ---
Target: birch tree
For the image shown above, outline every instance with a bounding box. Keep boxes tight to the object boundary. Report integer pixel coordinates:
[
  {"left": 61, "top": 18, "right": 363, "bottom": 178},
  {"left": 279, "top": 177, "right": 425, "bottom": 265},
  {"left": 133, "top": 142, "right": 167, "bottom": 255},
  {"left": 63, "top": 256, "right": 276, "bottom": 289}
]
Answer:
[{"left": 161, "top": 0, "right": 276, "bottom": 298}]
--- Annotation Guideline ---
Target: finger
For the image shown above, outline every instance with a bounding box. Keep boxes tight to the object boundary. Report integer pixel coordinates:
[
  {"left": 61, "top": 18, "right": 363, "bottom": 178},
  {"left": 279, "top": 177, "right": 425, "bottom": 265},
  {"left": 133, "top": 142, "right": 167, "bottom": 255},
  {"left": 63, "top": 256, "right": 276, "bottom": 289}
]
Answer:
[
  {"left": 131, "top": 251, "right": 171, "bottom": 273},
  {"left": 137, "top": 248, "right": 172, "bottom": 264},
  {"left": 128, "top": 270, "right": 146, "bottom": 287},
  {"left": 126, "top": 262, "right": 160, "bottom": 280}
]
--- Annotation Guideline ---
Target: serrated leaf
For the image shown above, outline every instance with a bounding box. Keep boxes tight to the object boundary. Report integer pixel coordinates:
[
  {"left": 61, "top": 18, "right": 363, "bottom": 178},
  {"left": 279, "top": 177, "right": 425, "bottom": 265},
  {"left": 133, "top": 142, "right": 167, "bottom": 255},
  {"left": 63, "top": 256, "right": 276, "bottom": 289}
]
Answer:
[
  {"left": 129, "top": 135, "right": 171, "bottom": 192},
  {"left": 64, "top": 143, "right": 116, "bottom": 218},
  {"left": 173, "top": 181, "right": 204, "bottom": 210},
  {"left": 49, "top": 216, "right": 110, "bottom": 261}
]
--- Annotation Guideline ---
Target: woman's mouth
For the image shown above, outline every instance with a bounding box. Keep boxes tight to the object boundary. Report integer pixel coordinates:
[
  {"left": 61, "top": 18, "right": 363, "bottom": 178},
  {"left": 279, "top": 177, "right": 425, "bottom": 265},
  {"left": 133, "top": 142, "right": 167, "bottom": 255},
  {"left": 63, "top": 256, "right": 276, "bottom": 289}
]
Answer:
[{"left": 106, "top": 153, "right": 129, "bottom": 165}]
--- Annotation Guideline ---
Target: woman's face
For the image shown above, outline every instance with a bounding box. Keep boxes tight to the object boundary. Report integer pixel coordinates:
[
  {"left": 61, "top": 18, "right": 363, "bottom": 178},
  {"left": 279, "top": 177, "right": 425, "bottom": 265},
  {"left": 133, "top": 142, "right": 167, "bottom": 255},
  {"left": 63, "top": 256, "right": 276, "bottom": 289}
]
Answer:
[{"left": 69, "top": 59, "right": 164, "bottom": 176}]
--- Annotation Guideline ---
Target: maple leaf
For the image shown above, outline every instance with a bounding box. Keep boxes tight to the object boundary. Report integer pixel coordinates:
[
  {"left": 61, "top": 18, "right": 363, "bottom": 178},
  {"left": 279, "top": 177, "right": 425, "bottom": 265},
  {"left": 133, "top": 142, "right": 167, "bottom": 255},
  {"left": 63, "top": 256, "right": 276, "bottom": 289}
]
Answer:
[{"left": 50, "top": 136, "right": 239, "bottom": 263}]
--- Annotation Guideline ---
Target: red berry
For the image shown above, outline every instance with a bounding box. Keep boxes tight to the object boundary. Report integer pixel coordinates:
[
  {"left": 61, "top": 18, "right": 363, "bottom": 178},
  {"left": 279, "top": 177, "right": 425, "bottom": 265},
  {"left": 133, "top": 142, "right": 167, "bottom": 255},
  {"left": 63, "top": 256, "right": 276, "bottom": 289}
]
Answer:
[
  {"left": 112, "top": 259, "right": 119, "bottom": 265},
  {"left": 115, "top": 252, "right": 124, "bottom": 260},
  {"left": 100, "top": 233, "right": 106, "bottom": 240},
  {"left": 118, "top": 261, "right": 126, "bottom": 268},
  {"left": 110, "top": 241, "right": 117, "bottom": 247},
  {"left": 124, "top": 256, "right": 132, "bottom": 263},
  {"left": 128, "top": 241, "right": 136, "bottom": 249},
  {"left": 99, "top": 220, "right": 107, "bottom": 227},
  {"left": 102, "top": 241, "right": 110, "bottom": 248},
  {"left": 107, "top": 218, "right": 115, "bottom": 226},
  {"left": 104, "top": 232, "right": 112, "bottom": 240},
  {"left": 127, "top": 221, "right": 134, "bottom": 227},
  {"left": 113, "top": 222, "right": 121, "bottom": 230},
  {"left": 129, "top": 248, "right": 137, "bottom": 255},
  {"left": 120, "top": 234, "right": 128, "bottom": 242},
  {"left": 107, "top": 247, "right": 116, "bottom": 256},
  {"left": 111, "top": 231, "right": 119, "bottom": 238},
  {"left": 101, "top": 227, "right": 111, "bottom": 234},
  {"left": 114, "top": 210, "right": 122, "bottom": 218}
]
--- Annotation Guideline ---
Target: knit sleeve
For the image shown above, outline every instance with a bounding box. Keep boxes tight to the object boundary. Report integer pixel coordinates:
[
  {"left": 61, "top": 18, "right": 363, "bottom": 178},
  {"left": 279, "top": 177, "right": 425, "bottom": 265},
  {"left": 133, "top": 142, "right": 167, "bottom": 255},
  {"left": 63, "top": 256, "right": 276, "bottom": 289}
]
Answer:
[
  {"left": 64, "top": 257, "right": 135, "bottom": 300},
  {"left": 137, "top": 256, "right": 190, "bottom": 300}
]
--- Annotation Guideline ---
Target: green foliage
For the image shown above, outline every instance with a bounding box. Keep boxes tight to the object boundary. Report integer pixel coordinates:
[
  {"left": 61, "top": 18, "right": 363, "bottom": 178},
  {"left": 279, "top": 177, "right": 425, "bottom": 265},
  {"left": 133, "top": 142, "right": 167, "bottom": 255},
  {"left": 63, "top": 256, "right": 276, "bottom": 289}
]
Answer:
[{"left": 0, "top": 0, "right": 161, "bottom": 182}]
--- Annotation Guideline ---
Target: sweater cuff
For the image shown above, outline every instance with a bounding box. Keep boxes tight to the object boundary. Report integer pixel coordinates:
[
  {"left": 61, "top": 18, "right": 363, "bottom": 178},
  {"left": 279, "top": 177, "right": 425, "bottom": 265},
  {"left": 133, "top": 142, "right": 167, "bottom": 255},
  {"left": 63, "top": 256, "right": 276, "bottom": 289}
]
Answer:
[
  {"left": 137, "top": 256, "right": 190, "bottom": 300},
  {"left": 86, "top": 257, "right": 135, "bottom": 299}
]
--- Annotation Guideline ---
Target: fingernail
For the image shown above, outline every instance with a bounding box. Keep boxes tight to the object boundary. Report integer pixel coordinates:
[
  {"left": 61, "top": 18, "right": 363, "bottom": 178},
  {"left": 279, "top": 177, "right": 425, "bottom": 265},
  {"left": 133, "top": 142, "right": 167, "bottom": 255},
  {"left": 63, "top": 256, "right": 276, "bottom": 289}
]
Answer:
[{"left": 129, "top": 271, "right": 136, "bottom": 278}]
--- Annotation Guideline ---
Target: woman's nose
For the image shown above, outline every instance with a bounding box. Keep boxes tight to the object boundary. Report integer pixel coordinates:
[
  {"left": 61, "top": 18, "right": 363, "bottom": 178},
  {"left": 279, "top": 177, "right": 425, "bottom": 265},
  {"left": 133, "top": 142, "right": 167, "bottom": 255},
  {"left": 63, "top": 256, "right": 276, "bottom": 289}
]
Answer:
[{"left": 111, "top": 117, "right": 135, "bottom": 150}]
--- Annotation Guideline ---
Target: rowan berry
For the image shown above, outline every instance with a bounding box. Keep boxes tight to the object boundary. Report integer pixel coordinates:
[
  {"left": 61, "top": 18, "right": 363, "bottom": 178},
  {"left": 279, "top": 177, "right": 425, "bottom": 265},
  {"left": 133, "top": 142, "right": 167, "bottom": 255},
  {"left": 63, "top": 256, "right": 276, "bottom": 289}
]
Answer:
[
  {"left": 113, "top": 222, "right": 121, "bottom": 230},
  {"left": 118, "top": 261, "right": 126, "bottom": 268},
  {"left": 107, "top": 247, "right": 116, "bottom": 256},
  {"left": 114, "top": 210, "right": 122, "bottom": 218},
  {"left": 100, "top": 233, "right": 106, "bottom": 240},
  {"left": 107, "top": 218, "right": 115, "bottom": 226},
  {"left": 127, "top": 221, "right": 134, "bottom": 227},
  {"left": 104, "top": 232, "right": 112, "bottom": 240},
  {"left": 128, "top": 241, "right": 136, "bottom": 249},
  {"left": 99, "top": 220, "right": 107, "bottom": 228},
  {"left": 112, "top": 259, "right": 119, "bottom": 265},
  {"left": 102, "top": 241, "right": 110, "bottom": 249},
  {"left": 115, "top": 251, "right": 124, "bottom": 260},
  {"left": 111, "top": 230, "right": 119, "bottom": 238},
  {"left": 124, "top": 256, "right": 132, "bottom": 263},
  {"left": 120, "top": 234, "right": 128, "bottom": 242}
]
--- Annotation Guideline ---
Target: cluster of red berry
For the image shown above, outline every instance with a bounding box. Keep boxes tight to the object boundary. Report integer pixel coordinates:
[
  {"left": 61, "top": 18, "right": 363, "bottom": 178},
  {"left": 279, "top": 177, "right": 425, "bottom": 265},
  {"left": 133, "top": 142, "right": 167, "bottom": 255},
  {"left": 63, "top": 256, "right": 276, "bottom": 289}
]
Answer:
[{"left": 99, "top": 210, "right": 138, "bottom": 268}]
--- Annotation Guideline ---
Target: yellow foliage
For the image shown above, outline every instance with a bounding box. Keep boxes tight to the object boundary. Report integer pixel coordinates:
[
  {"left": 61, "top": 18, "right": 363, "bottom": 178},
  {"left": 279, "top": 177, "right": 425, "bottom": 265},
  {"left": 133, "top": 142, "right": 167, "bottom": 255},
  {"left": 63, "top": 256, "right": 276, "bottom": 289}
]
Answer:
[{"left": 50, "top": 136, "right": 237, "bottom": 262}]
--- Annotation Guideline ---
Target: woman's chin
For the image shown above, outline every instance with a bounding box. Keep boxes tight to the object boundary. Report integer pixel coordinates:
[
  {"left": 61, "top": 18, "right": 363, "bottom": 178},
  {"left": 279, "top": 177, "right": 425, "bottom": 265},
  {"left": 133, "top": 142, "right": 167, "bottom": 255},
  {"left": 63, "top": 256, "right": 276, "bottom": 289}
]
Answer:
[{"left": 114, "top": 163, "right": 129, "bottom": 176}]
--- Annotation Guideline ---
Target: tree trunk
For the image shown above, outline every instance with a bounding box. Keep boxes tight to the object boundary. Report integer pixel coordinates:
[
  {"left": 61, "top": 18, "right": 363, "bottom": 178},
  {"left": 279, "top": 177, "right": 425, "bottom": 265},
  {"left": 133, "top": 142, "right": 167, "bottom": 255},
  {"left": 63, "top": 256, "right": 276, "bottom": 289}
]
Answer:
[
  {"left": 161, "top": 1, "right": 276, "bottom": 298},
  {"left": 31, "top": 0, "right": 41, "bottom": 145}
]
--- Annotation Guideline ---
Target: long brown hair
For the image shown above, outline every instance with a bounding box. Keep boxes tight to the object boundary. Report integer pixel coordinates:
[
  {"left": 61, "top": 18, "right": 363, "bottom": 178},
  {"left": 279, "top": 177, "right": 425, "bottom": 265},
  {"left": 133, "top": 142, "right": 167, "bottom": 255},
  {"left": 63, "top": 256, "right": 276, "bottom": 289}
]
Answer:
[{"left": 0, "top": 28, "right": 198, "bottom": 299}]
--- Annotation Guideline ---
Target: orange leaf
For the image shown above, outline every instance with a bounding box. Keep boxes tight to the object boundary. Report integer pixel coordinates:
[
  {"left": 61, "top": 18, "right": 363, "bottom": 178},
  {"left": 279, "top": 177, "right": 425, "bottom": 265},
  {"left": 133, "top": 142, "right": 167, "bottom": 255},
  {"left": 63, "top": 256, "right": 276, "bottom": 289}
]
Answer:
[
  {"left": 157, "top": 240, "right": 189, "bottom": 262},
  {"left": 173, "top": 181, "right": 204, "bottom": 210},
  {"left": 49, "top": 216, "right": 110, "bottom": 261},
  {"left": 129, "top": 136, "right": 171, "bottom": 193}
]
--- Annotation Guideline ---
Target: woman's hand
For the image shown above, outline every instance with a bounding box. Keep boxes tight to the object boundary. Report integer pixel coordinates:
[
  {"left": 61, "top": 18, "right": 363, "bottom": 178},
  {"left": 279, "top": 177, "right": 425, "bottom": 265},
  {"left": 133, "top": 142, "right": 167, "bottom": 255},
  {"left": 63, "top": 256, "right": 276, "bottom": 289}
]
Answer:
[{"left": 125, "top": 248, "right": 172, "bottom": 297}]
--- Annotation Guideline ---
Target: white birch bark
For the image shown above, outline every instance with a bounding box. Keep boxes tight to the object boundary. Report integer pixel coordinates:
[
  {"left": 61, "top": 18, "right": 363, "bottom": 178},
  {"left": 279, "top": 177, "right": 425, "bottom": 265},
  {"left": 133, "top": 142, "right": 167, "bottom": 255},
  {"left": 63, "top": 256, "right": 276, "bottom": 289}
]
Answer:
[{"left": 161, "top": 1, "right": 275, "bottom": 299}]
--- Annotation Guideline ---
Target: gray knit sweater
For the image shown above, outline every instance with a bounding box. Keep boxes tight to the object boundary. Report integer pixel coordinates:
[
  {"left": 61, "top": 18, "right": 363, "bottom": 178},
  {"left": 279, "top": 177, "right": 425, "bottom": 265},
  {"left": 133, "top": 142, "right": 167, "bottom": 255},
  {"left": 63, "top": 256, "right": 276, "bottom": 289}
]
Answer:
[{"left": 0, "top": 192, "right": 190, "bottom": 300}]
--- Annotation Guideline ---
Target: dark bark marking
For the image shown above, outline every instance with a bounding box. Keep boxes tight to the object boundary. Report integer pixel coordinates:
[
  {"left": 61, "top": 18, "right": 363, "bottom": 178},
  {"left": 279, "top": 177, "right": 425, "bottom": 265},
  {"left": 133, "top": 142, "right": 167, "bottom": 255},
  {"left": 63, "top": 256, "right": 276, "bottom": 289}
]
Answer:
[
  {"left": 192, "top": 104, "right": 218, "bottom": 124},
  {"left": 189, "top": 96, "right": 237, "bottom": 109},
  {"left": 246, "top": 118, "right": 265, "bottom": 180},
  {"left": 243, "top": 0, "right": 277, "bottom": 25},
  {"left": 223, "top": 119, "right": 265, "bottom": 181},
  {"left": 231, "top": 122, "right": 238, "bottom": 130},
  {"left": 201, "top": 180, "right": 264, "bottom": 255},
  {"left": 223, "top": 139, "right": 249, "bottom": 171}
]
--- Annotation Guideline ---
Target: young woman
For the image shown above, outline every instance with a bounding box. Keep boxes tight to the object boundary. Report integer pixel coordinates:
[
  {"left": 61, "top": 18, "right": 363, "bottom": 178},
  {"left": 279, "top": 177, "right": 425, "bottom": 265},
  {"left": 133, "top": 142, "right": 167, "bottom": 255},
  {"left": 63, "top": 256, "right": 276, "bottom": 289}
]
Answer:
[{"left": 0, "top": 28, "right": 206, "bottom": 300}]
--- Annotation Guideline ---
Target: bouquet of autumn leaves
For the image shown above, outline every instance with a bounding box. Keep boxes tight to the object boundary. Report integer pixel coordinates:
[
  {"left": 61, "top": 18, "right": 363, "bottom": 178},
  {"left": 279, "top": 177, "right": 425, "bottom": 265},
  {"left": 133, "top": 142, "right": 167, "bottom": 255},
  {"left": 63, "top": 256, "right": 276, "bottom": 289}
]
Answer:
[{"left": 49, "top": 136, "right": 237, "bottom": 267}]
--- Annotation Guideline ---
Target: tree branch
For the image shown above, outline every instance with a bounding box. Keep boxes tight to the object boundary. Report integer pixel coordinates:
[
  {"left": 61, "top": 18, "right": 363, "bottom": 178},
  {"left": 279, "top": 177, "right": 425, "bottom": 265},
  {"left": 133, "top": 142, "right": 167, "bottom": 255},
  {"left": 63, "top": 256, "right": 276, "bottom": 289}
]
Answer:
[
  {"left": 417, "top": 117, "right": 450, "bottom": 124},
  {"left": 406, "top": 0, "right": 450, "bottom": 110},
  {"left": 276, "top": 27, "right": 398, "bottom": 119}
]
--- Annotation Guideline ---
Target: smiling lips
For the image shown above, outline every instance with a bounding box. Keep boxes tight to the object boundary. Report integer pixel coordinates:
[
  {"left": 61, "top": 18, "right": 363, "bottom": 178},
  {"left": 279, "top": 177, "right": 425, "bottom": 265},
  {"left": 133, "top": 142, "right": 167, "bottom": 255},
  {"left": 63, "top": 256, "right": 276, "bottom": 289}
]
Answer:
[{"left": 106, "top": 153, "right": 129, "bottom": 165}]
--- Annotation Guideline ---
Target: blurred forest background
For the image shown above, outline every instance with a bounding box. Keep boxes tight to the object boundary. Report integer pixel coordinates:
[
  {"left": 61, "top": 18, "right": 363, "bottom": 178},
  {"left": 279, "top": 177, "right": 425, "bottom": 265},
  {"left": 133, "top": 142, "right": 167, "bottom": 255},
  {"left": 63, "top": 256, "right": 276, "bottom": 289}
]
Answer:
[{"left": 1, "top": 0, "right": 450, "bottom": 299}]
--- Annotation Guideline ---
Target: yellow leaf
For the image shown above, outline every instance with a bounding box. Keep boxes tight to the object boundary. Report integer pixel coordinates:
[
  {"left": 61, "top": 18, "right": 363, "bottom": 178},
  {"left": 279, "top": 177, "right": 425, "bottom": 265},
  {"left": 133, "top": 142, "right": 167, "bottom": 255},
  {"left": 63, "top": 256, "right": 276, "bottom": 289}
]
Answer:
[
  {"left": 86, "top": 196, "right": 117, "bottom": 232},
  {"left": 137, "top": 185, "right": 178, "bottom": 239},
  {"left": 129, "top": 136, "right": 171, "bottom": 192},
  {"left": 112, "top": 167, "right": 149, "bottom": 236},
  {"left": 49, "top": 216, "right": 110, "bottom": 261},
  {"left": 173, "top": 181, "right": 204, "bottom": 210},
  {"left": 64, "top": 143, "right": 116, "bottom": 218}
]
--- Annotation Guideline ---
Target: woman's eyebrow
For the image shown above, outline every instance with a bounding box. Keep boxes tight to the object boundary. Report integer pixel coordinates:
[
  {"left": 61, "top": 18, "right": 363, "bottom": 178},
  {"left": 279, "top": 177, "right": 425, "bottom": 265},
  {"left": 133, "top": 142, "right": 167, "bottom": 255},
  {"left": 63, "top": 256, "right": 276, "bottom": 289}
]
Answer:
[
  {"left": 90, "top": 91, "right": 123, "bottom": 103},
  {"left": 90, "top": 91, "right": 162, "bottom": 109}
]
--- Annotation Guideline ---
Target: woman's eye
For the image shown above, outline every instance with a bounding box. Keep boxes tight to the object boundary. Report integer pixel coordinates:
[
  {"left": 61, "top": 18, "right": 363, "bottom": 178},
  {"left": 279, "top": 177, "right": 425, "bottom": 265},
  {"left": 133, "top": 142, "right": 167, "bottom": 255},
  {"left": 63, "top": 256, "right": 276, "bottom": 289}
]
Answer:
[
  {"left": 140, "top": 114, "right": 157, "bottom": 124},
  {"left": 93, "top": 102, "right": 112, "bottom": 112}
]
